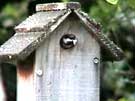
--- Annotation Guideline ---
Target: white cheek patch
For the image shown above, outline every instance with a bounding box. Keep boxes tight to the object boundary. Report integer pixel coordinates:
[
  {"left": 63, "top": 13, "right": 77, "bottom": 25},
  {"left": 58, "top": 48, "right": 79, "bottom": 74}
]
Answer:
[{"left": 72, "top": 39, "right": 78, "bottom": 45}]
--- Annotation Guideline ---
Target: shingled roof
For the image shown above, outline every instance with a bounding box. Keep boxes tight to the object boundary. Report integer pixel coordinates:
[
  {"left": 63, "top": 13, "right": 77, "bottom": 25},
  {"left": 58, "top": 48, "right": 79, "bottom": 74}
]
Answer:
[{"left": 0, "top": 2, "right": 124, "bottom": 61}]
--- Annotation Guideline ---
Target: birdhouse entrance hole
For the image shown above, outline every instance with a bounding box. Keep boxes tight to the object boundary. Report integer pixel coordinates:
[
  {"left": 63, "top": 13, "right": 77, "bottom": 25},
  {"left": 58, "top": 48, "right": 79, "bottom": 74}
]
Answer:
[{"left": 60, "top": 34, "right": 78, "bottom": 49}]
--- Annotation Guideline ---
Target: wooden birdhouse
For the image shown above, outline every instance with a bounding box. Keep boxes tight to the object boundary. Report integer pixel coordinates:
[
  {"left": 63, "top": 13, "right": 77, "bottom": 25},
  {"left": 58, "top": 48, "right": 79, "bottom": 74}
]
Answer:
[{"left": 0, "top": 2, "right": 124, "bottom": 101}]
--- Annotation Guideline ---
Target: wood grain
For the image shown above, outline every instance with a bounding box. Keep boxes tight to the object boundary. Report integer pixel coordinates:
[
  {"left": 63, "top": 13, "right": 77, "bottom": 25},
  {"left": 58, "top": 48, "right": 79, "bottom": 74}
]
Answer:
[{"left": 35, "top": 14, "right": 100, "bottom": 101}]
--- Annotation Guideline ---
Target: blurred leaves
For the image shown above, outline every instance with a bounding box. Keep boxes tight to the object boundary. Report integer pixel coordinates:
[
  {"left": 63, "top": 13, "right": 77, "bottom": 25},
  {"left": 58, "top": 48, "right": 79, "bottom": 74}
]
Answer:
[
  {"left": 127, "top": 0, "right": 135, "bottom": 9},
  {"left": 62, "top": 0, "right": 70, "bottom": 2},
  {"left": 106, "top": 0, "right": 119, "bottom": 5},
  {"left": 90, "top": 0, "right": 119, "bottom": 32},
  {"left": 3, "top": 4, "right": 18, "bottom": 17},
  {"left": 0, "top": 1, "right": 27, "bottom": 45},
  {"left": 89, "top": 0, "right": 135, "bottom": 101}
]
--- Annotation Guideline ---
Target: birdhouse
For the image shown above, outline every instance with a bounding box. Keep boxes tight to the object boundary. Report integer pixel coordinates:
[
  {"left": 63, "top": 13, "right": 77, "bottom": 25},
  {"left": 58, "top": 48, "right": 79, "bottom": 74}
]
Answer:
[{"left": 0, "top": 2, "right": 124, "bottom": 101}]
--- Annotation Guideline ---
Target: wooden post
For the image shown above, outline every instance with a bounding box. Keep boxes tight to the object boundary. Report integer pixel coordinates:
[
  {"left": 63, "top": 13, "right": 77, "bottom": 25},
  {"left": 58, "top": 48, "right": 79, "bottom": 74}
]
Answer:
[
  {"left": 0, "top": 67, "right": 5, "bottom": 101},
  {"left": 17, "top": 53, "right": 36, "bottom": 101}
]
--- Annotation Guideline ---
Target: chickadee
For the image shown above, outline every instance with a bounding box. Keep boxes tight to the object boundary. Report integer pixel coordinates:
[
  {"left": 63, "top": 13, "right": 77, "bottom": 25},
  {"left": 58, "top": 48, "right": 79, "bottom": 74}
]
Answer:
[{"left": 60, "top": 34, "right": 78, "bottom": 49}]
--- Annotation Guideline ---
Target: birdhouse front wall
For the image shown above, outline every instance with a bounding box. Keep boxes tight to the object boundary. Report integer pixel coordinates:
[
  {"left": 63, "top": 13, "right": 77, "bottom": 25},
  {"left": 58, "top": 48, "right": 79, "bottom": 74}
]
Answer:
[{"left": 17, "top": 14, "right": 100, "bottom": 101}]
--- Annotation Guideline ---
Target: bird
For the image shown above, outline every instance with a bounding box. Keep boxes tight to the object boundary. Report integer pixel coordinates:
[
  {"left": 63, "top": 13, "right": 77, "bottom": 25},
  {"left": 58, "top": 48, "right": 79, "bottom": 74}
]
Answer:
[{"left": 60, "top": 34, "right": 78, "bottom": 49}]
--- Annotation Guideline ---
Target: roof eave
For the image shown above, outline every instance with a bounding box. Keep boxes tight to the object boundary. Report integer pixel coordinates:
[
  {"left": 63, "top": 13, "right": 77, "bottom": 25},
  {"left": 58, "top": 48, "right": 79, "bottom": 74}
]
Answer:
[
  {"left": 0, "top": 10, "right": 71, "bottom": 61},
  {"left": 74, "top": 10, "right": 124, "bottom": 61}
]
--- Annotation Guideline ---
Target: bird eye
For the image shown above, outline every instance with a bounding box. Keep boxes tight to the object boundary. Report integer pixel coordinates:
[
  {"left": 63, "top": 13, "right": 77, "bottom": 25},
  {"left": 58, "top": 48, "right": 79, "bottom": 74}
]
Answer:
[{"left": 60, "top": 34, "right": 78, "bottom": 49}]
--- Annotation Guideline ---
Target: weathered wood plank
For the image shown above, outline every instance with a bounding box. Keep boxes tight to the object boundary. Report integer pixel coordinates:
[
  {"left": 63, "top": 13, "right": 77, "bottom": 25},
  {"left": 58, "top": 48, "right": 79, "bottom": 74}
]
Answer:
[
  {"left": 17, "top": 53, "right": 36, "bottom": 101},
  {"left": 35, "top": 15, "right": 100, "bottom": 101},
  {"left": 36, "top": 2, "right": 81, "bottom": 12}
]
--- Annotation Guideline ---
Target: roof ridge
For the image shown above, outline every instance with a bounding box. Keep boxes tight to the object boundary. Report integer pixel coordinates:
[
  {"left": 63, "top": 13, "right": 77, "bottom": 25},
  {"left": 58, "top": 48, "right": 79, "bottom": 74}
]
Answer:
[{"left": 36, "top": 2, "right": 81, "bottom": 12}]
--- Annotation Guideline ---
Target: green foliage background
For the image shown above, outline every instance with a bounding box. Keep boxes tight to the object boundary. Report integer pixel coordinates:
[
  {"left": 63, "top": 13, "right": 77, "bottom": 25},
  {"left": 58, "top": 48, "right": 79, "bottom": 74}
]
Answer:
[{"left": 0, "top": 0, "right": 135, "bottom": 101}]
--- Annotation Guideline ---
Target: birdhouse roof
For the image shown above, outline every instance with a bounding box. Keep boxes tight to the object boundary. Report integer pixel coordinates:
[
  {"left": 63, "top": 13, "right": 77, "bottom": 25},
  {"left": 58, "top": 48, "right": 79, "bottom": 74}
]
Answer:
[{"left": 0, "top": 2, "right": 124, "bottom": 61}]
